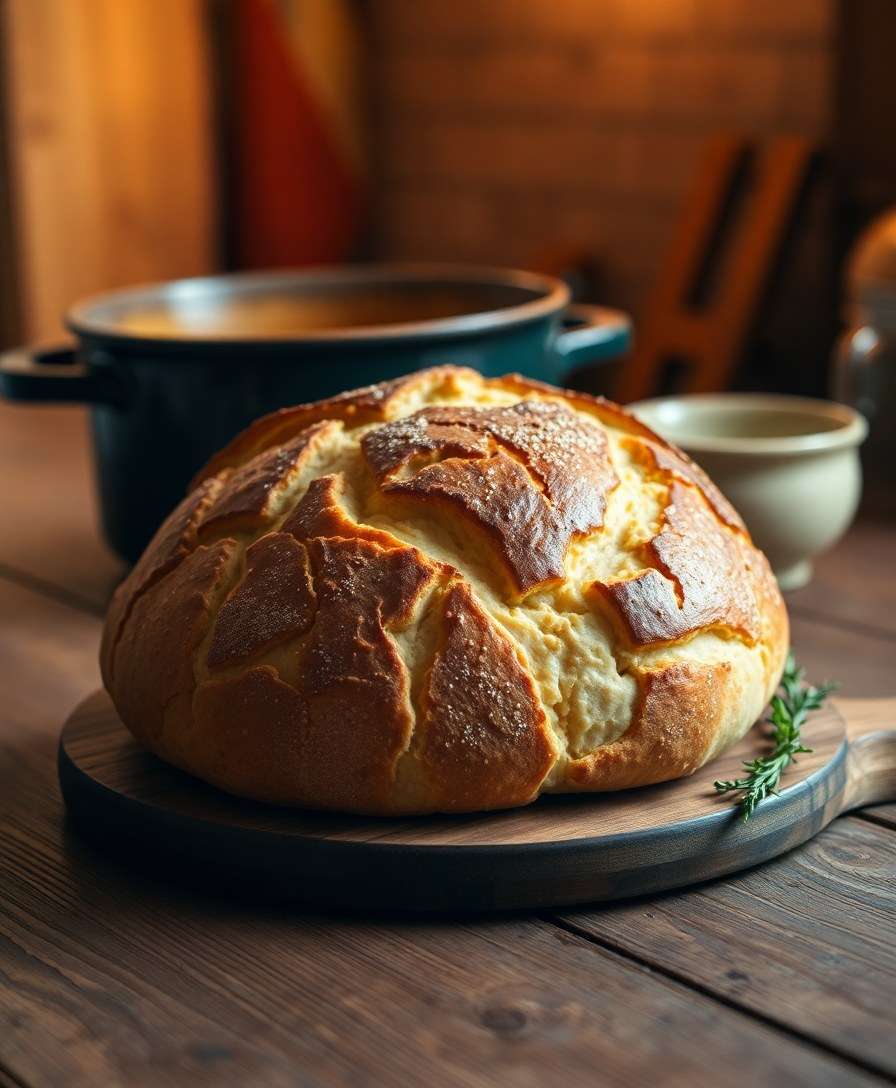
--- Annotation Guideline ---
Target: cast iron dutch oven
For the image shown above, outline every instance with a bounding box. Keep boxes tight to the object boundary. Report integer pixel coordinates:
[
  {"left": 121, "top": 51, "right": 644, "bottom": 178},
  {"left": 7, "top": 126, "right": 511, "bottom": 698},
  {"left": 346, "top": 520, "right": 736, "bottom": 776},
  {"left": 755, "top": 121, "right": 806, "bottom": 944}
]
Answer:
[{"left": 0, "top": 264, "right": 630, "bottom": 562}]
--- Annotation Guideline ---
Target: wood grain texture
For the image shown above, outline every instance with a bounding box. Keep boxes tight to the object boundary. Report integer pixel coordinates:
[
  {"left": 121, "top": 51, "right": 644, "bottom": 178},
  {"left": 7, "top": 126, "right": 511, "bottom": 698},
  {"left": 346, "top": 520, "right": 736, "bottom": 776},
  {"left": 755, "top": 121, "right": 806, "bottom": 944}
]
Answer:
[
  {"left": 841, "top": 698, "right": 896, "bottom": 812},
  {"left": 0, "top": 576, "right": 892, "bottom": 1085},
  {"left": 58, "top": 691, "right": 880, "bottom": 912},
  {"left": 2, "top": 0, "right": 214, "bottom": 340},
  {"left": 0, "top": 403, "right": 122, "bottom": 609},
  {"left": 558, "top": 816, "right": 896, "bottom": 1079},
  {"left": 0, "top": 579, "right": 101, "bottom": 743},
  {"left": 864, "top": 806, "right": 896, "bottom": 831},
  {"left": 4, "top": 849, "right": 881, "bottom": 1088},
  {"left": 788, "top": 518, "right": 896, "bottom": 638},
  {"left": 789, "top": 611, "right": 896, "bottom": 698},
  {"left": 0, "top": 586, "right": 881, "bottom": 1087},
  {"left": 787, "top": 517, "right": 896, "bottom": 635}
]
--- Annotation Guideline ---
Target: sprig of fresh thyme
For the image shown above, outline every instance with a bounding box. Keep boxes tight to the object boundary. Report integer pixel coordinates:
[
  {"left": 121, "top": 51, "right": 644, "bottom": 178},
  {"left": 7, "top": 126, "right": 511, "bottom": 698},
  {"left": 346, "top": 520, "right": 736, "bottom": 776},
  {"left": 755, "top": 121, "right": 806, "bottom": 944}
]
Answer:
[{"left": 714, "top": 653, "right": 836, "bottom": 821}]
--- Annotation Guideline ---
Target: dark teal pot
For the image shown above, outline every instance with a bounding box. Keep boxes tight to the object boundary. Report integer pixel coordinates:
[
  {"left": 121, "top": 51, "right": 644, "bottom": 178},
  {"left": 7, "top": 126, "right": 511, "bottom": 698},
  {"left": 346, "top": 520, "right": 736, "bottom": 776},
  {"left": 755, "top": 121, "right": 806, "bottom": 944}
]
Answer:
[{"left": 0, "top": 264, "right": 630, "bottom": 562}]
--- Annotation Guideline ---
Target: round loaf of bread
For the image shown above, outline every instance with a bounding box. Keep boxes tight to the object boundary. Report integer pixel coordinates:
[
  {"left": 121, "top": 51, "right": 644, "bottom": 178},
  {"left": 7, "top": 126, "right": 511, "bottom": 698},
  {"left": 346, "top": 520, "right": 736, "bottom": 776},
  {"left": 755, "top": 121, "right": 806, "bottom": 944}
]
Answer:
[{"left": 101, "top": 367, "right": 788, "bottom": 814}]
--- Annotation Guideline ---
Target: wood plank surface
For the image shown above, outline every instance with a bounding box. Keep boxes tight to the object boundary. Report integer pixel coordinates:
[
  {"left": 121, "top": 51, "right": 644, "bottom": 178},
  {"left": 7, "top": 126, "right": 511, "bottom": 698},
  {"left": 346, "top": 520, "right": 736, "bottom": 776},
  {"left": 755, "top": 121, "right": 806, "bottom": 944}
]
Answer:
[
  {"left": 864, "top": 806, "right": 896, "bottom": 830},
  {"left": 557, "top": 816, "right": 896, "bottom": 1078},
  {"left": 3, "top": 856, "right": 881, "bottom": 1088},
  {"left": 0, "top": 573, "right": 893, "bottom": 1085},
  {"left": 789, "top": 612, "right": 896, "bottom": 698},
  {"left": 0, "top": 403, "right": 122, "bottom": 610},
  {"left": 0, "top": 584, "right": 881, "bottom": 1088},
  {"left": 788, "top": 519, "right": 896, "bottom": 639},
  {"left": 0, "top": 579, "right": 100, "bottom": 741}
]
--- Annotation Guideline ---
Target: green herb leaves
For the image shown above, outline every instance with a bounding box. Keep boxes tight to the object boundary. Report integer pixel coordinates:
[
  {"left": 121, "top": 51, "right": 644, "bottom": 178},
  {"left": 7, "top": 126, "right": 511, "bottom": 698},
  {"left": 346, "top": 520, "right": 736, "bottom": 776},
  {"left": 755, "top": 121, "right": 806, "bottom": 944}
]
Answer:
[{"left": 714, "top": 653, "right": 836, "bottom": 821}]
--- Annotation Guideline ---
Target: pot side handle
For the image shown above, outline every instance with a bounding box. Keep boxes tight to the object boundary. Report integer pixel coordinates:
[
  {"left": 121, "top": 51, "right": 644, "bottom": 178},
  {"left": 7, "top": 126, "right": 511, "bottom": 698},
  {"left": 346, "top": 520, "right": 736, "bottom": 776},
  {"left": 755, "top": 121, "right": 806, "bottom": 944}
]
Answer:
[
  {"left": 547, "top": 304, "right": 632, "bottom": 385},
  {"left": 837, "top": 696, "right": 896, "bottom": 812},
  {"left": 0, "top": 344, "right": 119, "bottom": 404}
]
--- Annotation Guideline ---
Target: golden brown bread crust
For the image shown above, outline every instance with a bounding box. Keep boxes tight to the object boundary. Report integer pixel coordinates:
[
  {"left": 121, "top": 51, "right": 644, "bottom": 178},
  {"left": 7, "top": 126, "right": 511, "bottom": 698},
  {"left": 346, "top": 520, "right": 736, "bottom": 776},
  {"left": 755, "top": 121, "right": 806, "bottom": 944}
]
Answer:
[
  {"left": 100, "top": 476, "right": 225, "bottom": 684},
  {"left": 191, "top": 666, "right": 310, "bottom": 804},
  {"left": 589, "top": 481, "right": 761, "bottom": 647},
  {"left": 416, "top": 581, "right": 555, "bottom": 811},
  {"left": 622, "top": 435, "right": 745, "bottom": 533},
  {"left": 282, "top": 536, "right": 437, "bottom": 811},
  {"left": 103, "top": 367, "right": 789, "bottom": 814},
  {"left": 565, "top": 661, "right": 731, "bottom": 791},
  {"left": 362, "top": 402, "right": 617, "bottom": 595},
  {"left": 207, "top": 533, "right": 316, "bottom": 670},
  {"left": 199, "top": 421, "right": 340, "bottom": 538},
  {"left": 281, "top": 473, "right": 400, "bottom": 548},
  {"left": 191, "top": 367, "right": 469, "bottom": 485},
  {"left": 108, "top": 539, "right": 239, "bottom": 754}
]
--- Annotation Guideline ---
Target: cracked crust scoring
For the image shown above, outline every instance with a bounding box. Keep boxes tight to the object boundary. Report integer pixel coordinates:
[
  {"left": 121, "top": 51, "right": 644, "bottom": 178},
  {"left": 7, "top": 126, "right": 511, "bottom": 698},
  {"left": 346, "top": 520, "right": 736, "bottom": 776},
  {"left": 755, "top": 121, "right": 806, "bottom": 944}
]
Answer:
[
  {"left": 207, "top": 533, "right": 316, "bottom": 670},
  {"left": 589, "top": 482, "right": 761, "bottom": 647},
  {"left": 362, "top": 402, "right": 617, "bottom": 594},
  {"left": 565, "top": 661, "right": 732, "bottom": 791},
  {"left": 417, "top": 581, "right": 555, "bottom": 811},
  {"left": 199, "top": 421, "right": 340, "bottom": 538},
  {"left": 100, "top": 475, "right": 225, "bottom": 685},
  {"left": 107, "top": 539, "right": 239, "bottom": 756},
  {"left": 102, "top": 367, "right": 789, "bottom": 814}
]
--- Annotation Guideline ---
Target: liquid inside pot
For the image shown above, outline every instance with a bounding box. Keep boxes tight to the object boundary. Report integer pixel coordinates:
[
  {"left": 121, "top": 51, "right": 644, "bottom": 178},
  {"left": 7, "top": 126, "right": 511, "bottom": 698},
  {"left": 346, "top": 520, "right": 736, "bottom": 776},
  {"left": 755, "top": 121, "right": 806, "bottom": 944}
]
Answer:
[{"left": 113, "top": 285, "right": 527, "bottom": 337}]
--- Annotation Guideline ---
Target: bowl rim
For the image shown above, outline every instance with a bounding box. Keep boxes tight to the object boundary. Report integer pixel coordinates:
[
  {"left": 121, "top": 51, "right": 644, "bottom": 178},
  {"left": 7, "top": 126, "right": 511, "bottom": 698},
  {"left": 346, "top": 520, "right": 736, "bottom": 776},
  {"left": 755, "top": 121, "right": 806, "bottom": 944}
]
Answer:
[{"left": 629, "top": 393, "right": 868, "bottom": 455}]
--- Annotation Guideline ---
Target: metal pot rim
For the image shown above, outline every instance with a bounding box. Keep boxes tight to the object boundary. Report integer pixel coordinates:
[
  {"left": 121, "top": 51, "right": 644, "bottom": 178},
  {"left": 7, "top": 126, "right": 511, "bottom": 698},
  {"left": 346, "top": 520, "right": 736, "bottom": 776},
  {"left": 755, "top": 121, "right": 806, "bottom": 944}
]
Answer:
[{"left": 66, "top": 263, "right": 570, "bottom": 350}]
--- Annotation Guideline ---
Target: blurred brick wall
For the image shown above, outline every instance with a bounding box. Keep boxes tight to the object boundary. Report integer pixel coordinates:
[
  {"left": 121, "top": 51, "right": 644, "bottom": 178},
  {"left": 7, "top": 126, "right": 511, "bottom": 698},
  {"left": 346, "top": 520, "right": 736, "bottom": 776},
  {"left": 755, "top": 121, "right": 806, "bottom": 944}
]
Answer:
[{"left": 369, "top": 0, "right": 835, "bottom": 323}]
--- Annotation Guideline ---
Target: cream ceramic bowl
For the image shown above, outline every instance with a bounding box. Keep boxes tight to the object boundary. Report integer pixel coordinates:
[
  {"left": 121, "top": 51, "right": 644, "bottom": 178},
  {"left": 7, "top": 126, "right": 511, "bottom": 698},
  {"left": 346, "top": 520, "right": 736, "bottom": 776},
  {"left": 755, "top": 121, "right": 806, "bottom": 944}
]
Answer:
[{"left": 629, "top": 394, "right": 868, "bottom": 590}]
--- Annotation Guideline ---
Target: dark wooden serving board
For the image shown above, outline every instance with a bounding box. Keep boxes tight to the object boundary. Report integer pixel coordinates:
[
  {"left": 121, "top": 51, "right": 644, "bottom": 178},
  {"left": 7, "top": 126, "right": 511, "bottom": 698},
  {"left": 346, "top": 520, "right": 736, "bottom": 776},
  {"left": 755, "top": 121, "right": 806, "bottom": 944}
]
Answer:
[{"left": 58, "top": 690, "right": 896, "bottom": 912}]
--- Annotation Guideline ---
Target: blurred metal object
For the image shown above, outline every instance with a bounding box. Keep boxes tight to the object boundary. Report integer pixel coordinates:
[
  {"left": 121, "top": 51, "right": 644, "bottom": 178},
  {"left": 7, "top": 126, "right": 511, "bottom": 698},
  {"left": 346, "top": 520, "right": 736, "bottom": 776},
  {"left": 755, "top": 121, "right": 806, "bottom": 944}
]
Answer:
[{"left": 834, "top": 210, "right": 896, "bottom": 513}]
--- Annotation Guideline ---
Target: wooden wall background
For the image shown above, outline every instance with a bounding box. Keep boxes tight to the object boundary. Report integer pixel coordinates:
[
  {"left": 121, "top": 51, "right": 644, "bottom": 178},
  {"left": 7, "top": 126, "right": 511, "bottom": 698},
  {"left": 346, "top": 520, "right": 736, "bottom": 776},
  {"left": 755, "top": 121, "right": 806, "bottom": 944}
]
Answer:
[
  {"left": 0, "top": 0, "right": 215, "bottom": 343},
  {"left": 368, "top": 0, "right": 835, "bottom": 336}
]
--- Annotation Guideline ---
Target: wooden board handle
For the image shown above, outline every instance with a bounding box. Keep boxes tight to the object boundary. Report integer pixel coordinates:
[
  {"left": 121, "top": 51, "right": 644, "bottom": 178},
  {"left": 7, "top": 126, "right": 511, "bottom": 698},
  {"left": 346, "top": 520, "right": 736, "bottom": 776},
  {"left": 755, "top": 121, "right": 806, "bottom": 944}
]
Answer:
[{"left": 837, "top": 697, "right": 896, "bottom": 811}]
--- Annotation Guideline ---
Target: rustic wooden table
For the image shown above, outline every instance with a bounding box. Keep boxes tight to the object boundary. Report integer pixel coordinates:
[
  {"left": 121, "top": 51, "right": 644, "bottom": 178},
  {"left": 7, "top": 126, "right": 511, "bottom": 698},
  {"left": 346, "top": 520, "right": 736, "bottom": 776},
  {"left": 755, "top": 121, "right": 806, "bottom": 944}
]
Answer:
[{"left": 1, "top": 402, "right": 894, "bottom": 1088}]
